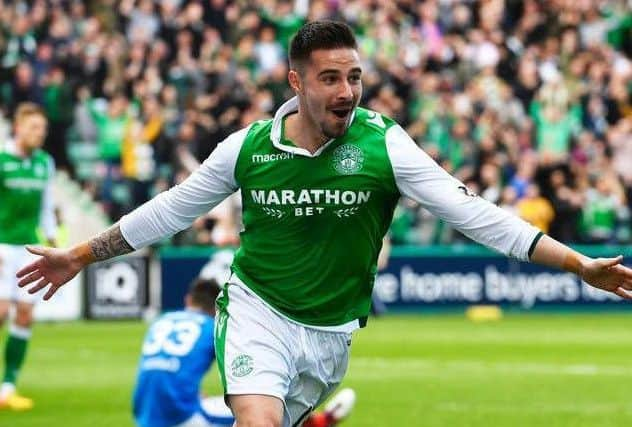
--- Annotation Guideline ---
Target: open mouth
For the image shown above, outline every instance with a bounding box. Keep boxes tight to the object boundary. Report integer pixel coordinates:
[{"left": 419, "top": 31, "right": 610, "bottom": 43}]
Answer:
[{"left": 330, "top": 108, "right": 352, "bottom": 120}]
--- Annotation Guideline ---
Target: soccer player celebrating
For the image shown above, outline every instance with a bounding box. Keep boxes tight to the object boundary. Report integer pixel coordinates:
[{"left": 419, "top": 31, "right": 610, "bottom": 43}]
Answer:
[
  {"left": 17, "top": 21, "right": 632, "bottom": 426},
  {"left": 134, "top": 276, "right": 355, "bottom": 427},
  {"left": 0, "top": 103, "right": 56, "bottom": 410}
]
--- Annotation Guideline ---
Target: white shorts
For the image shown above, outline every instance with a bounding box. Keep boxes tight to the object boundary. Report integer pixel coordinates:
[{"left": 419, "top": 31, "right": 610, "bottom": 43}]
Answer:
[
  {"left": 215, "top": 283, "right": 352, "bottom": 427},
  {"left": 0, "top": 244, "right": 41, "bottom": 304}
]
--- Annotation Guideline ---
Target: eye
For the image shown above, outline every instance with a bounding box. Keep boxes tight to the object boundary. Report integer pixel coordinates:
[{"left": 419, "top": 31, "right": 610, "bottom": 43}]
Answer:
[
  {"left": 322, "top": 75, "right": 337, "bottom": 84},
  {"left": 349, "top": 74, "right": 361, "bottom": 83}
]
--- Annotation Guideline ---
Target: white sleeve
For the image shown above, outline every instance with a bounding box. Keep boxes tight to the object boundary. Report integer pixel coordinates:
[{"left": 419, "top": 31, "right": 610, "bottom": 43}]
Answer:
[
  {"left": 385, "top": 125, "right": 541, "bottom": 261},
  {"left": 120, "top": 126, "right": 249, "bottom": 249},
  {"left": 39, "top": 157, "right": 57, "bottom": 241}
]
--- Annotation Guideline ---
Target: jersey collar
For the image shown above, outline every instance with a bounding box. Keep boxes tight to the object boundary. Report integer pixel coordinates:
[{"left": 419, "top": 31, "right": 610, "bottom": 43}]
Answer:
[
  {"left": 270, "top": 96, "right": 356, "bottom": 158},
  {"left": 2, "top": 139, "right": 17, "bottom": 156},
  {"left": 1, "top": 139, "right": 33, "bottom": 159}
]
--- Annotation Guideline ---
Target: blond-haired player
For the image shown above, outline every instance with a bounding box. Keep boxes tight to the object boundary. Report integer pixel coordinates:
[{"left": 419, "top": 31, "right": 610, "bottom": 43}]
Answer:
[{"left": 0, "top": 103, "right": 56, "bottom": 410}]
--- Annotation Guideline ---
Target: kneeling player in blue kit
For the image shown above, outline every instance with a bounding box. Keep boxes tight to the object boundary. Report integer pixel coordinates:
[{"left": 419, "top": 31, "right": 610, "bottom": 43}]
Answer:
[{"left": 133, "top": 277, "right": 355, "bottom": 427}]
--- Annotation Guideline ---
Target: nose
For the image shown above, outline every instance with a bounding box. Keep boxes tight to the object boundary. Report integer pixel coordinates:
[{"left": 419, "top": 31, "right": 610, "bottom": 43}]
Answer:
[{"left": 338, "top": 80, "right": 353, "bottom": 101}]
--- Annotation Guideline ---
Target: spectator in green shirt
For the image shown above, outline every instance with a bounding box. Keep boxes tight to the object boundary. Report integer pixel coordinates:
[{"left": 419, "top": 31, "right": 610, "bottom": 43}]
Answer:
[
  {"left": 87, "top": 93, "right": 131, "bottom": 218},
  {"left": 580, "top": 175, "right": 623, "bottom": 243}
]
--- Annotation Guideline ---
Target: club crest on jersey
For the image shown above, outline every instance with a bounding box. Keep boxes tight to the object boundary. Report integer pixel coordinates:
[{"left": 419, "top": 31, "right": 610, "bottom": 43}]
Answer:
[
  {"left": 332, "top": 144, "right": 364, "bottom": 175},
  {"left": 231, "top": 354, "right": 254, "bottom": 377}
]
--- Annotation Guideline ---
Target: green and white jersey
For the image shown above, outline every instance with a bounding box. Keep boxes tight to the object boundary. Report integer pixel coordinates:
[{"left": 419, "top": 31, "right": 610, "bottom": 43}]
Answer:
[
  {"left": 0, "top": 141, "right": 56, "bottom": 245},
  {"left": 121, "top": 97, "right": 540, "bottom": 331}
]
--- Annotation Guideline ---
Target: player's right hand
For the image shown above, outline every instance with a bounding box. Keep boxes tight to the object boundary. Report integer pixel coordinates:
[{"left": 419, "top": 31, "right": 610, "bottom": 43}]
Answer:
[{"left": 16, "top": 246, "right": 83, "bottom": 300}]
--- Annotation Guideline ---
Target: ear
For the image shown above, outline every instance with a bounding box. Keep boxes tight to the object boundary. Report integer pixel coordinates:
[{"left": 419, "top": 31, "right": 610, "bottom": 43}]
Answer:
[
  {"left": 184, "top": 294, "right": 192, "bottom": 308},
  {"left": 288, "top": 69, "right": 302, "bottom": 93}
]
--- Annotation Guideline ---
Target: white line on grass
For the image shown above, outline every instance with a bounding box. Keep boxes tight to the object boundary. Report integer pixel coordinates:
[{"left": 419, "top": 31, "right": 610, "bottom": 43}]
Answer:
[
  {"left": 437, "top": 401, "right": 632, "bottom": 415},
  {"left": 348, "top": 357, "right": 632, "bottom": 378}
]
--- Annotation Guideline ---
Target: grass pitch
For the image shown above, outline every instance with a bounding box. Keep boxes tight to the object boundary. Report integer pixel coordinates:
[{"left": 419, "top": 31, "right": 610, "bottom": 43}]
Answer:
[{"left": 1, "top": 313, "right": 632, "bottom": 426}]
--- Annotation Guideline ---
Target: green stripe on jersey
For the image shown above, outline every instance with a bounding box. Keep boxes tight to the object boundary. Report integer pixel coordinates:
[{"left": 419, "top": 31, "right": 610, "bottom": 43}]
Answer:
[
  {"left": 214, "top": 286, "right": 230, "bottom": 392},
  {"left": 0, "top": 148, "right": 52, "bottom": 244},
  {"left": 232, "top": 108, "right": 400, "bottom": 327}
]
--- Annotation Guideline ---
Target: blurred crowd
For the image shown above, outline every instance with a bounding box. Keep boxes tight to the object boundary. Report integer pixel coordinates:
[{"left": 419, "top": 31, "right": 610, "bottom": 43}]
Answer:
[{"left": 0, "top": 0, "right": 630, "bottom": 246}]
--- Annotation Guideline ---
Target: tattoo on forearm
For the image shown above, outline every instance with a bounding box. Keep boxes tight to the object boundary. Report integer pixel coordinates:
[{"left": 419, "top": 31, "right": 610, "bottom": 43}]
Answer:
[{"left": 89, "top": 224, "right": 134, "bottom": 261}]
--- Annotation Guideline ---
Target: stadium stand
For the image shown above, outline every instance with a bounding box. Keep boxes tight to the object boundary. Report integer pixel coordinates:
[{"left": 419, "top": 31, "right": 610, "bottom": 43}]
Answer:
[{"left": 0, "top": 0, "right": 630, "bottom": 245}]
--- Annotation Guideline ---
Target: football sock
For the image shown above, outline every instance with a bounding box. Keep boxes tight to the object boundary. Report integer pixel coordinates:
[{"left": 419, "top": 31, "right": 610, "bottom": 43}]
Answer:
[
  {"left": 2, "top": 325, "right": 32, "bottom": 389},
  {"left": 0, "top": 382, "right": 15, "bottom": 399},
  {"left": 303, "top": 412, "right": 335, "bottom": 427}
]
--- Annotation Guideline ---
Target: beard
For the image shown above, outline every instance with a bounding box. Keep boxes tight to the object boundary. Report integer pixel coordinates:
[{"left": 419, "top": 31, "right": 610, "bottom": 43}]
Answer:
[
  {"left": 321, "top": 120, "right": 349, "bottom": 139},
  {"left": 320, "top": 107, "right": 355, "bottom": 139},
  {"left": 302, "top": 93, "right": 358, "bottom": 140}
]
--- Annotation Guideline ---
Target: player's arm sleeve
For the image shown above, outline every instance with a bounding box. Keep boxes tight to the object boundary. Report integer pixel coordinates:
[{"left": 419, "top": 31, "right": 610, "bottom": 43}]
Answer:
[
  {"left": 385, "top": 125, "right": 541, "bottom": 261},
  {"left": 119, "top": 126, "right": 249, "bottom": 249},
  {"left": 39, "top": 157, "right": 57, "bottom": 241}
]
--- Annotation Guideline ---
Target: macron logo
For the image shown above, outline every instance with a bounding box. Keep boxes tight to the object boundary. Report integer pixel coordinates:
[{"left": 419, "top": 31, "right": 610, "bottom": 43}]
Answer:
[{"left": 252, "top": 152, "right": 295, "bottom": 163}]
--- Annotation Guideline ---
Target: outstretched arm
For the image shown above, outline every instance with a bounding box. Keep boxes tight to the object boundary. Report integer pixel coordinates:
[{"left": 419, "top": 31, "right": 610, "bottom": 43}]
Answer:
[
  {"left": 385, "top": 125, "right": 540, "bottom": 261},
  {"left": 16, "top": 126, "right": 250, "bottom": 300},
  {"left": 385, "top": 125, "right": 632, "bottom": 299}
]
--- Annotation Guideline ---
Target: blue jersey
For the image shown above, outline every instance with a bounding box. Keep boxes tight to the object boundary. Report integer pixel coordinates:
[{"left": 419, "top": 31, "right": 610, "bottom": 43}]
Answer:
[{"left": 133, "top": 310, "right": 215, "bottom": 427}]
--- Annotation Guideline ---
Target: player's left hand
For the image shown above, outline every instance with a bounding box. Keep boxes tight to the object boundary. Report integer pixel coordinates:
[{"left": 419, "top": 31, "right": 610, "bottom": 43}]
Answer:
[{"left": 580, "top": 256, "right": 632, "bottom": 300}]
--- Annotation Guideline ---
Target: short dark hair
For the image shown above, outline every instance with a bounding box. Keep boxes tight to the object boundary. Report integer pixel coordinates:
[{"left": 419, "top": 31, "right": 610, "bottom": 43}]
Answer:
[
  {"left": 188, "top": 277, "right": 221, "bottom": 314},
  {"left": 289, "top": 20, "right": 357, "bottom": 71}
]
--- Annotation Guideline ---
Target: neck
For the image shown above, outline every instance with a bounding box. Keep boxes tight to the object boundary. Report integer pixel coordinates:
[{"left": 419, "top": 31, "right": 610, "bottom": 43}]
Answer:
[
  {"left": 14, "top": 140, "right": 32, "bottom": 158},
  {"left": 284, "top": 112, "right": 329, "bottom": 154},
  {"left": 186, "top": 305, "right": 213, "bottom": 316}
]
